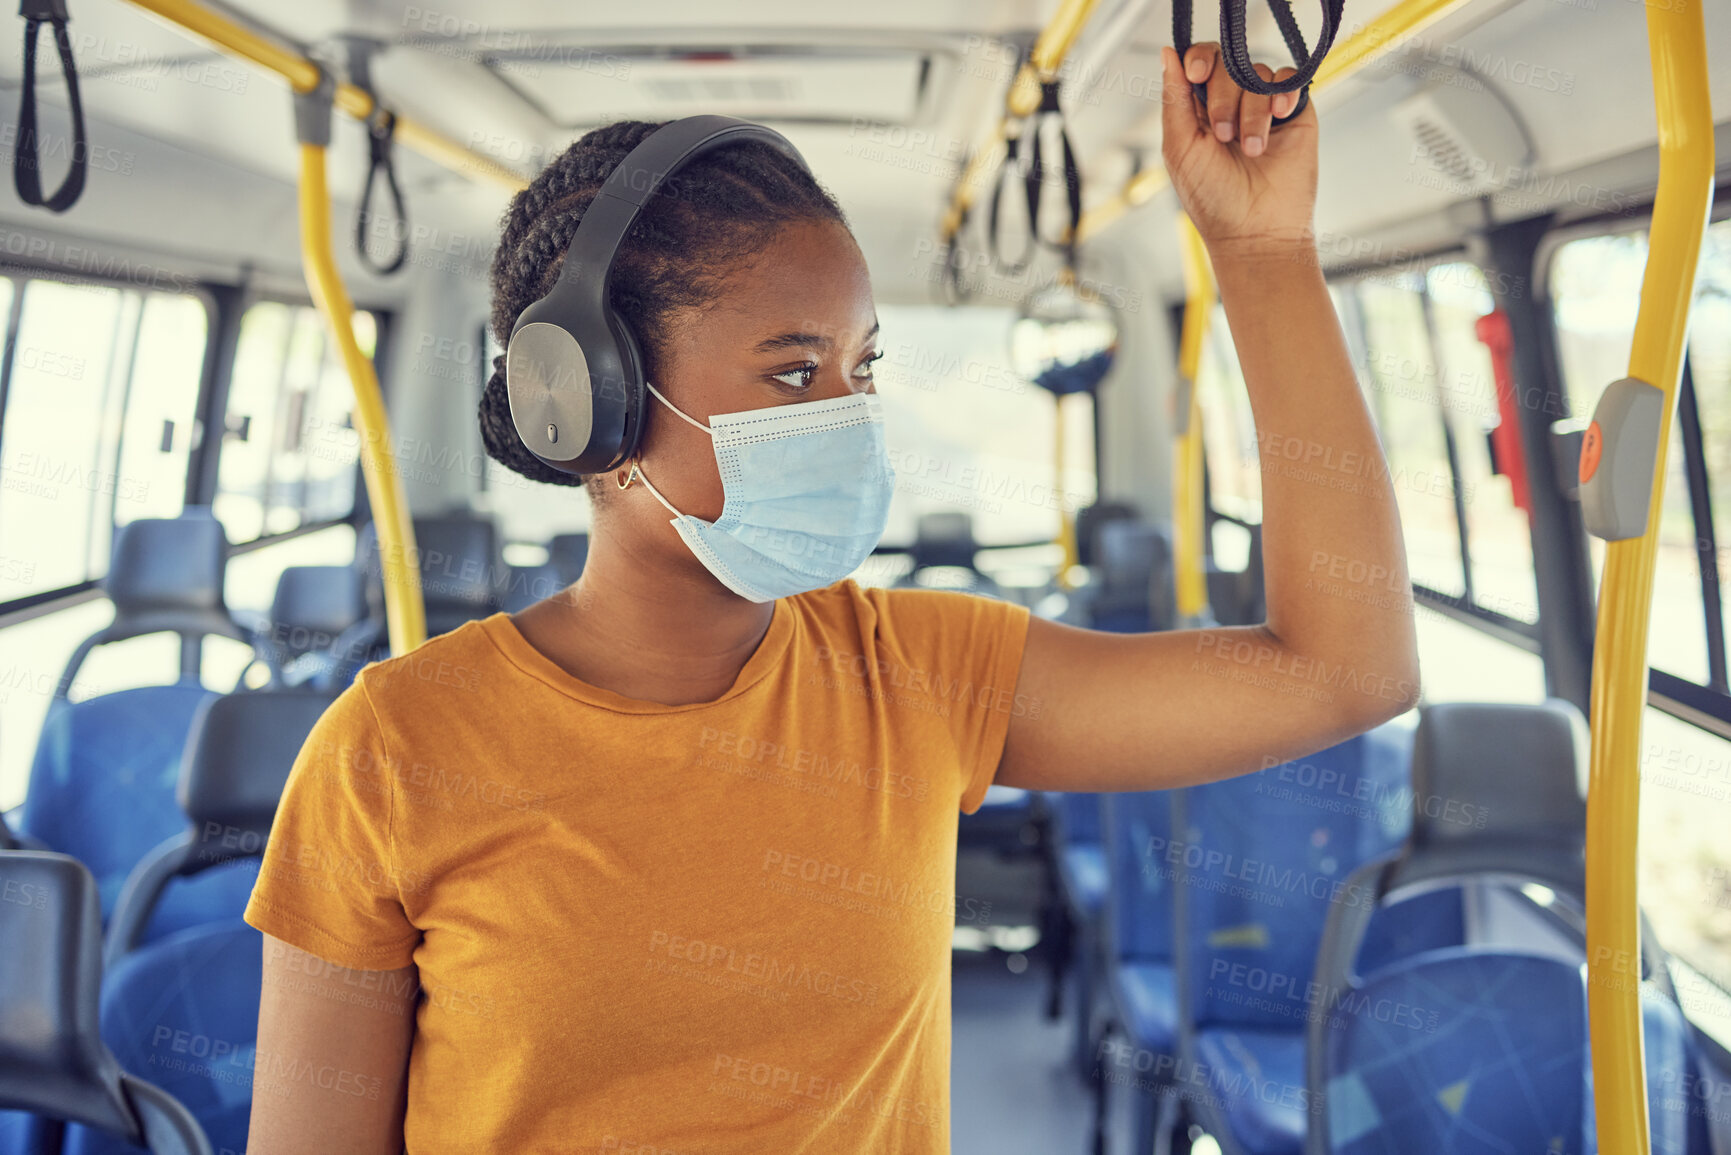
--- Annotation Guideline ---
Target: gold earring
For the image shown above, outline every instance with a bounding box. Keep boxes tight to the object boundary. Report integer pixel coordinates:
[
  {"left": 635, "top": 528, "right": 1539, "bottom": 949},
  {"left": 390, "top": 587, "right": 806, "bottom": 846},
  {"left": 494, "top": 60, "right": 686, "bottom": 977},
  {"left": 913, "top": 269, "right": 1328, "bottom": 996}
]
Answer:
[{"left": 616, "top": 462, "right": 640, "bottom": 490}]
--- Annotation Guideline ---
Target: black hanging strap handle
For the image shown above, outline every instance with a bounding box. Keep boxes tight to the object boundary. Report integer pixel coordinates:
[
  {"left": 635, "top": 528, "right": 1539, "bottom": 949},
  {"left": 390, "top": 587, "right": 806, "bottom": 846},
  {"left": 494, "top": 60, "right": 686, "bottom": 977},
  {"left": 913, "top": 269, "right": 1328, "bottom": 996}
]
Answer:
[
  {"left": 15, "top": 0, "right": 88, "bottom": 213},
  {"left": 986, "top": 74, "right": 1083, "bottom": 274},
  {"left": 355, "top": 107, "right": 409, "bottom": 275},
  {"left": 1172, "top": 0, "right": 1346, "bottom": 127},
  {"left": 985, "top": 43, "right": 1038, "bottom": 276},
  {"left": 1026, "top": 79, "right": 1082, "bottom": 268}
]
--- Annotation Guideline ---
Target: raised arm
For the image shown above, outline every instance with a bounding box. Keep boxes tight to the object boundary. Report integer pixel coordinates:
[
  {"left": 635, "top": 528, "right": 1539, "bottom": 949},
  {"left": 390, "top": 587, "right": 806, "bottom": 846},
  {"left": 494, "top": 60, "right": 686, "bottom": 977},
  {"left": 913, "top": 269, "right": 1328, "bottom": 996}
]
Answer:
[
  {"left": 247, "top": 935, "right": 418, "bottom": 1155},
  {"left": 996, "top": 43, "right": 1419, "bottom": 793}
]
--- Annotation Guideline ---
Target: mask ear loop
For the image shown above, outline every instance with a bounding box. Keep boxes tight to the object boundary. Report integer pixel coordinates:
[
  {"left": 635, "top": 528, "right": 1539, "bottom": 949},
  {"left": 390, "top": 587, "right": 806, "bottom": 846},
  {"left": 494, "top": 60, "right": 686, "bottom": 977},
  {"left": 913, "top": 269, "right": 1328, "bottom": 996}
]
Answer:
[
  {"left": 624, "top": 381, "right": 712, "bottom": 519},
  {"left": 644, "top": 379, "right": 713, "bottom": 433}
]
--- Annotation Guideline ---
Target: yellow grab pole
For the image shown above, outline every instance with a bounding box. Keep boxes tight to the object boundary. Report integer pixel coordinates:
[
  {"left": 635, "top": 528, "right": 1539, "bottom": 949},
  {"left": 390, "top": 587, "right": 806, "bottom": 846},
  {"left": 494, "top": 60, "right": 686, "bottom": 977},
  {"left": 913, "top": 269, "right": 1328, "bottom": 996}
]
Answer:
[
  {"left": 1584, "top": 0, "right": 1714, "bottom": 1148},
  {"left": 299, "top": 142, "right": 427, "bottom": 655},
  {"left": 1174, "top": 215, "right": 1214, "bottom": 622},
  {"left": 122, "top": 0, "right": 528, "bottom": 192},
  {"left": 1074, "top": 0, "right": 1477, "bottom": 245}
]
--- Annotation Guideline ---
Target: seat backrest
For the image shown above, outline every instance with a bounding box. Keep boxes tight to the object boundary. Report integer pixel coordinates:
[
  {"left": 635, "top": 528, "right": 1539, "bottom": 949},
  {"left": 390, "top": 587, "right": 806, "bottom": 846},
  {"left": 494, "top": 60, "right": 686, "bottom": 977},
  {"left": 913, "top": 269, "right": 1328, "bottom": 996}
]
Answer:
[
  {"left": 907, "top": 511, "right": 981, "bottom": 572},
  {"left": 104, "top": 689, "right": 340, "bottom": 962},
  {"left": 20, "top": 683, "right": 218, "bottom": 920},
  {"left": 1394, "top": 698, "right": 1588, "bottom": 897},
  {"left": 65, "top": 923, "right": 264, "bottom": 1155},
  {"left": 1087, "top": 521, "right": 1174, "bottom": 632},
  {"left": 1174, "top": 722, "right": 1415, "bottom": 1033},
  {"left": 0, "top": 851, "right": 210, "bottom": 1155},
  {"left": 57, "top": 511, "right": 248, "bottom": 696},
  {"left": 265, "top": 566, "right": 365, "bottom": 666},
  {"left": 1319, "top": 947, "right": 1691, "bottom": 1155},
  {"left": 357, "top": 513, "right": 504, "bottom": 637},
  {"left": 1075, "top": 501, "right": 1139, "bottom": 568},
  {"left": 1048, "top": 791, "right": 1102, "bottom": 846},
  {"left": 1310, "top": 699, "right": 1591, "bottom": 1002},
  {"left": 1303, "top": 699, "right": 1664, "bottom": 1141},
  {"left": 1101, "top": 789, "right": 1175, "bottom": 963}
]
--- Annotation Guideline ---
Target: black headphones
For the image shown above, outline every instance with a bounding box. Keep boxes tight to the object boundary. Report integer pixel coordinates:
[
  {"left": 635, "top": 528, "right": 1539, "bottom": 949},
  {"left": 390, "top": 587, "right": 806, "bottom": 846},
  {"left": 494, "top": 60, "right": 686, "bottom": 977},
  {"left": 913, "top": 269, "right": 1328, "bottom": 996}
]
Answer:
[{"left": 505, "top": 115, "right": 813, "bottom": 476}]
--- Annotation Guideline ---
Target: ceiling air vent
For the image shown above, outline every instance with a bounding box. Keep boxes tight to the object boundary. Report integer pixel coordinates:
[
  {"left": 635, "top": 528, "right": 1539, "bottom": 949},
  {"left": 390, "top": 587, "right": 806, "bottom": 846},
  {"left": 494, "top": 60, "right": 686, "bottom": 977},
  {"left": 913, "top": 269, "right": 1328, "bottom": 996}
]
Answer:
[
  {"left": 1389, "top": 74, "right": 1533, "bottom": 197},
  {"left": 484, "top": 45, "right": 929, "bottom": 128}
]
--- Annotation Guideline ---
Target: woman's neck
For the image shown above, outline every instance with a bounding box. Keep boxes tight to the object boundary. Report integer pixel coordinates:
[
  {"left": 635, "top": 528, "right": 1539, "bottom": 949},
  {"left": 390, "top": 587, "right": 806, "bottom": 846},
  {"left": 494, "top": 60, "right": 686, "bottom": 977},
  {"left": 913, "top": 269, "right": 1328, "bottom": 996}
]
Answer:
[{"left": 508, "top": 530, "right": 777, "bottom": 706}]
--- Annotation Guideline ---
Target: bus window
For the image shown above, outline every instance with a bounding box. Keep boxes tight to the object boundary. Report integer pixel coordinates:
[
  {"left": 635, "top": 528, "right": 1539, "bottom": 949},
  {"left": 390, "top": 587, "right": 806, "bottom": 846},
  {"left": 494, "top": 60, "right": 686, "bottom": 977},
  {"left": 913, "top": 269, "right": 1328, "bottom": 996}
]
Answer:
[
  {"left": 1550, "top": 229, "right": 1709, "bottom": 686},
  {"left": 213, "top": 301, "right": 374, "bottom": 545},
  {"left": 1348, "top": 273, "right": 1466, "bottom": 600},
  {"left": 116, "top": 294, "right": 208, "bottom": 525},
  {"left": 0, "top": 276, "right": 209, "bottom": 807},
  {"left": 872, "top": 303, "right": 1095, "bottom": 557},
  {"left": 1197, "top": 302, "right": 1260, "bottom": 523},
  {"left": 1692, "top": 220, "right": 1731, "bottom": 678},
  {"left": 1425, "top": 262, "right": 1538, "bottom": 625},
  {"left": 0, "top": 279, "right": 125, "bottom": 600}
]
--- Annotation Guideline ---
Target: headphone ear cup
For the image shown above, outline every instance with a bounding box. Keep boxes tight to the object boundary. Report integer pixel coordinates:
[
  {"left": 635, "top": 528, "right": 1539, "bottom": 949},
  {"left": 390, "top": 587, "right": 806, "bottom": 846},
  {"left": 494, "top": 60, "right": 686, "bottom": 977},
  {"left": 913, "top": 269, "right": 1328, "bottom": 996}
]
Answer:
[{"left": 610, "top": 316, "right": 651, "bottom": 466}]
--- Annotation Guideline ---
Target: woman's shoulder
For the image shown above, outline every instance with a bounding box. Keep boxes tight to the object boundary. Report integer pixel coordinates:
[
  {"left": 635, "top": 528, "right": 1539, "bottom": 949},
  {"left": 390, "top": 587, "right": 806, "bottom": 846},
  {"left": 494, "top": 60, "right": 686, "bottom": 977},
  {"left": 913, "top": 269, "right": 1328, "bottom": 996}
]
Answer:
[
  {"left": 332, "top": 616, "right": 508, "bottom": 739},
  {"left": 790, "top": 579, "right": 1031, "bottom": 656}
]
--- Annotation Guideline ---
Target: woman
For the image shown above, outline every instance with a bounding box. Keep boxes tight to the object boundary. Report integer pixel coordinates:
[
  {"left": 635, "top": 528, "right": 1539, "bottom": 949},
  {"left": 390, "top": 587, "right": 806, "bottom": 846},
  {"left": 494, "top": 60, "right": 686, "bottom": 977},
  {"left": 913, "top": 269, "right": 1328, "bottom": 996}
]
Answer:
[{"left": 243, "top": 42, "right": 1418, "bottom": 1154}]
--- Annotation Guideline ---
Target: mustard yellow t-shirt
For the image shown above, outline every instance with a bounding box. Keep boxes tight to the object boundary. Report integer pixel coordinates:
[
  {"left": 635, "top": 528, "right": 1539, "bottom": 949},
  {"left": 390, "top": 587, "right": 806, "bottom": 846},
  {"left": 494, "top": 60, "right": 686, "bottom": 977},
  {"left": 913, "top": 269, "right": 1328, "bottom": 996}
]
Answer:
[{"left": 243, "top": 578, "right": 1033, "bottom": 1154}]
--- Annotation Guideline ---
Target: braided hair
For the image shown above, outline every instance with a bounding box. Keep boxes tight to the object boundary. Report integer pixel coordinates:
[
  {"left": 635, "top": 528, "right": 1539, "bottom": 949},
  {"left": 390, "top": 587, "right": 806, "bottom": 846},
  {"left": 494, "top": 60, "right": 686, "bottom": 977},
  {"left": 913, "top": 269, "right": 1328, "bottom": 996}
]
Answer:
[{"left": 481, "top": 120, "right": 850, "bottom": 492}]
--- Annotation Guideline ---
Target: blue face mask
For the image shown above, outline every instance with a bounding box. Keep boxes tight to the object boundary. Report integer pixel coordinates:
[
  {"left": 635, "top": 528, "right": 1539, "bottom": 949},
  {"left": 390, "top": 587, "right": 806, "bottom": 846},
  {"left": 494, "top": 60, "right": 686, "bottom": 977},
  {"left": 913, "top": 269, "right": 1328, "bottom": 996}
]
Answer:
[{"left": 628, "top": 381, "right": 897, "bottom": 603}]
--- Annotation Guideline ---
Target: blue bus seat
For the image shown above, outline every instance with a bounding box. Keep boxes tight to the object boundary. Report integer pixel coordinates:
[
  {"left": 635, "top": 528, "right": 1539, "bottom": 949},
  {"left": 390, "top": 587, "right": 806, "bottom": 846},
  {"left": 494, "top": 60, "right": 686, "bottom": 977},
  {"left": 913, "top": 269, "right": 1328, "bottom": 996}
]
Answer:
[
  {"left": 1174, "top": 718, "right": 1449, "bottom": 1155},
  {"left": 0, "top": 851, "right": 210, "bottom": 1155},
  {"left": 48, "top": 511, "right": 250, "bottom": 699},
  {"left": 1097, "top": 787, "right": 1179, "bottom": 1155},
  {"left": 1084, "top": 521, "right": 1174, "bottom": 634},
  {"left": 891, "top": 511, "right": 1004, "bottom": 600},
  {"left": 1306, "top": 700, "right": 1690, "bottom": 1154},
  {"left": 60, "top": 690, "right": 334, "bottom": 1155},
  {"left": 102, "top": 689, "right": 340, "bottom": 965},
  {"left": 1036, "top": 519, "right": 1168, "bottom": 1046},
  {"left": 61, "top": 926, "right": 260, "bottom": 1155},
  {"left": 318, "top": 512, "right": 506, "bottom": 685},
  {"left": 1320, "top": 948, "right": 1690, "bottom": 1155},
  {"left": 1035, "top": 790, "right": 1108, "bottom": 1077},
  {"left": 255, "top": 566, "right": 364, "bottom": 687},
  {"left": 18, "top": 513, "right": 255, "bottom": 949}
]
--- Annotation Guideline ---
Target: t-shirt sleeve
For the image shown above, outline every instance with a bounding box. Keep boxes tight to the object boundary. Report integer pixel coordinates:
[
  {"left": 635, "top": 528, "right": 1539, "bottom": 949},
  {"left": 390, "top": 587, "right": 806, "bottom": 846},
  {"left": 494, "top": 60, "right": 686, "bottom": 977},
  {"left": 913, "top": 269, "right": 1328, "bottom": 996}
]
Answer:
[
  {"left": 243, "top": 678, "right": 422, "bottom": 971},
  {"left": 870, "top": 587, "right": 1032, "bottom": 815}
]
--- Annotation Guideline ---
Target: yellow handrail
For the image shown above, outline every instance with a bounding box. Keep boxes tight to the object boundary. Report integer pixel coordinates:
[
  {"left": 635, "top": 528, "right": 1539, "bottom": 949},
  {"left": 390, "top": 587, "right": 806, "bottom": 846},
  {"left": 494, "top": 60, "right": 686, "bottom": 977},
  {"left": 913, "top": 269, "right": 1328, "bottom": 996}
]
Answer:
[
  {"left": 1073, "top": 0, "right": 1474, "bottom": 245},
  {"left": 939, "top": 0, "right": 1102, "bottom": 241},
  {"left": 1584, "top": 0, "right": 1714, "bottom": 1148},
  {"left": 1174, "top": 215, "right": 1215, "bottom": 622},
  {"left": 299, "top": 143, "right": 427, "bottom": 655},
  {"left": 122, "top": 0, "right": 529, "bottom": 192}
]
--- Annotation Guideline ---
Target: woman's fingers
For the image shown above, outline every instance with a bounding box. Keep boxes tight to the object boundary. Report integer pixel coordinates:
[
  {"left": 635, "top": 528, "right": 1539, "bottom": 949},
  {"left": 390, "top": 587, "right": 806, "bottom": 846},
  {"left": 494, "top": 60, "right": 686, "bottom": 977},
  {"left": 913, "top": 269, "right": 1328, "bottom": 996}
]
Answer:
[
  {"left": 1168, "top": 47, "right": 1307, "bottom": 157},
  {"left": 1271, "top": 66, "right": 1301, "bottom": 120},
  {"left": 1239, "top": 63, "right": 1276, "bottom": 157},
  {"left": 1196, "top": 45, "right": 1244, "bottom": 142},
  {"left": 1160, "top": 46, "right": 1207, "bottom": 149},
  {"left": 1179, "top": 42, "right": 1235, "bottom": 140}
]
